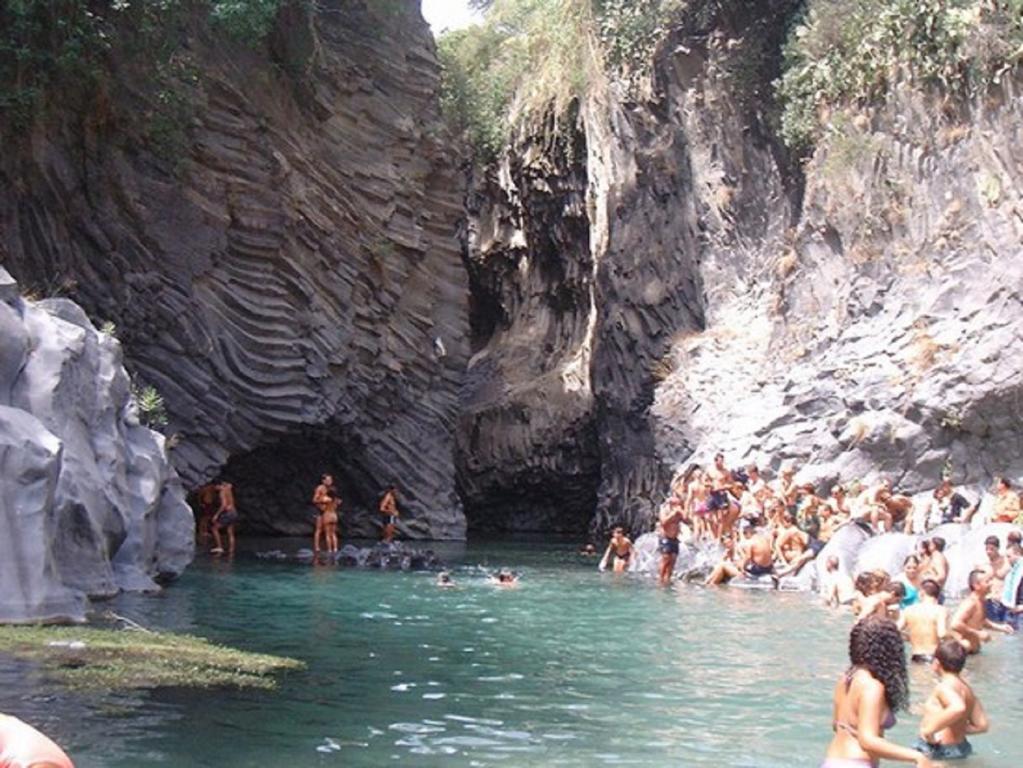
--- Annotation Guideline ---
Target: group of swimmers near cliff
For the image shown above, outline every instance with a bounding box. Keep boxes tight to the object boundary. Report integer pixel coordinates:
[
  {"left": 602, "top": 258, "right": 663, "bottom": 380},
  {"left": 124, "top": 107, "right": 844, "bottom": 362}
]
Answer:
[
  {"left": 191, "top": 475, "right": 403, "bottom": 559},
  {"left": 595, "top": 453, "right": 1023, "bottom": 766}
]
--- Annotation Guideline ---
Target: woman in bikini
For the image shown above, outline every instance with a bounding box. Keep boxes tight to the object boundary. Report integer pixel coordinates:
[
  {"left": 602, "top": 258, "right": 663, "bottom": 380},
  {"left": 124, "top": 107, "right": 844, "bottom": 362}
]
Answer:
[
  {"left": 822, "top": 615, "right": 934, "bottom": 767},
  {"left": 322, "top": 487, "right": 341, "bottom": 555}
]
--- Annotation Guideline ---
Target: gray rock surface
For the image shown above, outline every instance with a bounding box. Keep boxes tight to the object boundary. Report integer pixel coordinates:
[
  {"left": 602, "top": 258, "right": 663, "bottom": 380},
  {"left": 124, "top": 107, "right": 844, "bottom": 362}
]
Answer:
[
  {"left": 0, "top": 267, "right": 193, "bottom": 623},
  {"left": 458, "top": 2, "right": 799, "bottom": 533},
  {"left": 0, "top": 1, "right": 468, "bottom": 539}
]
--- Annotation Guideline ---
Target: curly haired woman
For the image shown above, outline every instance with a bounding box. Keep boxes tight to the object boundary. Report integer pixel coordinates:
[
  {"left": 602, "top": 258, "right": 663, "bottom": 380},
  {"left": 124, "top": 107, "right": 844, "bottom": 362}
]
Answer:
[{"left": 822, "top": 615, "right": 934, "bottom": 767}]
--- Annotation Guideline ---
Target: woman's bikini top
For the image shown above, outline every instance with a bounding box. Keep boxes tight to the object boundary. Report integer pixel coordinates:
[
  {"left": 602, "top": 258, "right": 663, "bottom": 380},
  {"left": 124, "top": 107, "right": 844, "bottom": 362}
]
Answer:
[{"left": 834, "top": 668, "right": 897, "bottom": 737}]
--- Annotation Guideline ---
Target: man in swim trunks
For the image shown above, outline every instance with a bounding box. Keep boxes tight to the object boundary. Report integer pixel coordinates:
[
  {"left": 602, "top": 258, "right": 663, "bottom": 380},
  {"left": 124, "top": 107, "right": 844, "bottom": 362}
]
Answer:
[
  {"left": 976, "top": 535, "right": 1011, "bottom": 622},
  {"left": 211, "top": 481, "right": 238, "bottom": 556},
  {"left": 915, "top": 639, "right": 989, "bottom": 760},
  {"left": 0, "top": 713, "right": 74, "bottom": 768},
  {"left": 599, "top": 527, "right": 633, "bottom": 573},
  {"left": 951, "top": 569, "right": 1014, "bottom": 653},
  {"left": 705, "top": 453, "right": 735, "bottom": 540},
  {"left": 657, "top": 495, "right": 686, "bottom": 585},
  {"left": 704, "top": 522, "right": 773, "bottom": 584},
  {"left": 898, "top": 579, "right": 948, "bottom": 662},
  {"left": 379, "top": 485, "right": 399, "bottom": 543}
]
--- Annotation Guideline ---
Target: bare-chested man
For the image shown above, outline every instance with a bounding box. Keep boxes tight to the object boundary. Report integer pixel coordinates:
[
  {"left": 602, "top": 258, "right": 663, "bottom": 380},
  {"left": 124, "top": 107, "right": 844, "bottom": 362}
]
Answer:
[
  {"left": 773, "top": 513, "right": 823, "bottom": 577},
  {"left": 706, "top": 453, "right": 735, "bottom": 540},
  {"left": 658, "top": 496, "right": 686, "bottom": 585},
  {"left": 211, "top": 481, "right": 238, "bottom": 556},
  {"left": 914, "top": 640, "right": 989, "bottom": 761},
  {"left": 977, "top": 535, "right": 1012, "bottom": 623},
  {"left": 311, "top": 474, "right": 335, "bottom": 556},
  {"left": 379, "top": 485, "right": 399, "bottom": 543},
  {"left": 599, "top": 527, "right": 633, "bottom": 573},
  {"left": 951, "top": 569, "right": 1015, "bottom": 654},
  {"left": 195, "top": 483, "right": 219, "bottom": 545},
  {"left": 705, "top": 522, "right": 774, "bottom": 585},
  {"left": 898, "top": 579, "right": 948, "bottom": 662}
]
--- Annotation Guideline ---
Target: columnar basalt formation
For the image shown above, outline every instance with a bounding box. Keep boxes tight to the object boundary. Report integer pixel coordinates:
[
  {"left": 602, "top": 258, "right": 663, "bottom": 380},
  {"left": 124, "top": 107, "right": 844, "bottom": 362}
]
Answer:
[
  {"left": 0, "top": 267, "right": 193, "bottom": 623},
  {"left": 1, "top": 1, "right": 469, "bottom": 539},
  {"left": 458, "top": 1, "right": 799, "bottom": 533}
]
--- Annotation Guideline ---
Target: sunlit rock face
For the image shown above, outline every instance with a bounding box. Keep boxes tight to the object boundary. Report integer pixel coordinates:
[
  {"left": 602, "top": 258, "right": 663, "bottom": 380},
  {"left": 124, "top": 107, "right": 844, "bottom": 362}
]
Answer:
[
  {"left": 0, "top": 268, "right": 193, "bottom": 623},
  {"left": 458, "top": 1, "right": 799, "bottom": 534},
  {"left": 0, "top": 2, "right": 469, "bottom": 539}
]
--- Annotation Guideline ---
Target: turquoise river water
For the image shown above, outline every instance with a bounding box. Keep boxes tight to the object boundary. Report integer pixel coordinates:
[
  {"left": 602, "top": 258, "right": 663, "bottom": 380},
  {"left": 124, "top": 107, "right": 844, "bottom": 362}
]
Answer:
[{"left": 2, "top": 538, "right": 1021, "bottom": 767}]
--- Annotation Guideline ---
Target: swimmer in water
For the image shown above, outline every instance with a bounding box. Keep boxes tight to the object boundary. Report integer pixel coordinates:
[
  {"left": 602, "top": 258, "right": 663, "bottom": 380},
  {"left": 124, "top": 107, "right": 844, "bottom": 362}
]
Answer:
[
  {"left": 0, "top": 713, "right": 75, "bottom": 768},
  {"left": 491, "top": 569, "right": 518, "bottom": 587},
  {"left": 821, "top": 615, "right": 934, "bottom": 767},
  {"left": 914, "top": 639, "right": 989, "bottom": 761},
  {"left": 436, "top": 571, "right": 455, "bottom": 588},
  {"left": 598, "top": 526, "right": 633, "bottom": 573},
  {"left": 950, "top": 569, "right": 1014, "bottom": 654}
]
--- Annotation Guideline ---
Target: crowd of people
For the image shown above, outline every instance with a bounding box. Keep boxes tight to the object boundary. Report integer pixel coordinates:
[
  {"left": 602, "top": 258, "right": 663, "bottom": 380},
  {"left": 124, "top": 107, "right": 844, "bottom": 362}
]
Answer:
[
  {"left": 596, "top": 454, "right": 1023, "bottom": 765},
  {"left": 192, "top": 476, "right": 405, "bottom": 558}
]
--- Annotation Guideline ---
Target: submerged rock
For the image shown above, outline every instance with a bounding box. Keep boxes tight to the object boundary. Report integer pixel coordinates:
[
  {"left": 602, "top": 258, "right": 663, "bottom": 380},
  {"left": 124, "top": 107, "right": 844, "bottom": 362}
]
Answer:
[
  {"left": 0, "top": 268, "right": 193, "bottom": 623},
  {"left": 263, "top": 541, "right": 442, "bottom": 571}
]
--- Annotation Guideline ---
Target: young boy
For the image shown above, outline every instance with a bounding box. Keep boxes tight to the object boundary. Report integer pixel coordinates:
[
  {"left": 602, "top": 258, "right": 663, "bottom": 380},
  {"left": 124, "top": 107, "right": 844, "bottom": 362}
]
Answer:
[
  {"left": 914, "top": 639, "right": 989, "bottom": 760},
  {"left": 599, "top": 527, "right": 633, "bottom": 573}
]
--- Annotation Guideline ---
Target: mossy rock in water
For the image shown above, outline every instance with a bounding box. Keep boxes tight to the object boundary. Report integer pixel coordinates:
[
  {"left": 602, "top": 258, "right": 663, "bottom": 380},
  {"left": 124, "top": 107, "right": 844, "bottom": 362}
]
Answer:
[{"left": 0, "top": 626, "right": 304, "bottom": 690}]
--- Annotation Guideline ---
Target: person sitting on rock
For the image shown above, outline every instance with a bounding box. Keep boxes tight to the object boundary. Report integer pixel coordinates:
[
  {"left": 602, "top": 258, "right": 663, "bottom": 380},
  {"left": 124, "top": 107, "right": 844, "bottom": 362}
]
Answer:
[
  {"left": 991, "top": 476, "right": 1021, "bottom": 524},
  {"left": 773, "top": 512, "right": 824, "bottom": 577},
  {"left": 211, "top": 481, "right": 239, "bottom": 556},
  {"left": 826, "top": 483, "right": 852, "bottom": 521},
  {"left": 772, "top": 465, "right": 799, "bottom": 507},
  {"left": 704, "top": 521, "right": 774, "bottom": 585}
]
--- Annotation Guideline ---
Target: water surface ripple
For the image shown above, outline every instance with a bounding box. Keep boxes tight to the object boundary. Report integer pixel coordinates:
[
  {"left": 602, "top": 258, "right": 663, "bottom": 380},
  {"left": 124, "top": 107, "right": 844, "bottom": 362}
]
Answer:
[{"left": 2, "top": 539, "right": 1019, "bottom": 767}]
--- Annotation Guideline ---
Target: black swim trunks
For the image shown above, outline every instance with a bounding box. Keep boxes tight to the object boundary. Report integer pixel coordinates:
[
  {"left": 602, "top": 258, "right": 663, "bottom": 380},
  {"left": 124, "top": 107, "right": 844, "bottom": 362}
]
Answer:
[
  {"left": 658, "top": 537, "right": 680, "bottom": 555},
  {"left": 745, "top": 562, "right": 773, "bottom": 578},
  {"left": 913, "top": 737, "right": 972, "bottom": 760},
  {"left": 218, "top": 510, "right": 239, "bottom": 526},
  {"left": 910, "top": 653, "right": 934, "bottom": 664},
  {"left": 808, "top": 537, "right": 826, "bottom": 557},
  {"left": 706, "top": 490, "right": 730, "bottom": 512}
]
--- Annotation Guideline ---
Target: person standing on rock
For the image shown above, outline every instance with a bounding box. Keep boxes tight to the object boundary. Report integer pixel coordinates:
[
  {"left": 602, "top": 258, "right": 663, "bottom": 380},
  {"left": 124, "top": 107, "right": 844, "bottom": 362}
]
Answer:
[
  {"left": 380, "top": 485, "right": 400, "bottom": 543},
  {"left": 211, "top": 481, "right": 239, "bottom": 556},
  {"left": 657, "top": 495, "right": 686, "bottom": 585},
  {"left": 312, "top": 474, "right": 335, "bottom": 556}
]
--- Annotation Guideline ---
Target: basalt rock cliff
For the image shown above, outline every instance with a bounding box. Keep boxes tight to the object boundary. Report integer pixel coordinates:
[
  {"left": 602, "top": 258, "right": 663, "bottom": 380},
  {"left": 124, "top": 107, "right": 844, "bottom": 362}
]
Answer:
[
  {"left": 457, "top": 0, "right": 1023, "bottom": 534},
  {"left": 0, "top": 267, "right": 192, "bottom": 623},
  {"left": 1, "top": 1, "right": 469, "bottom": 539}
]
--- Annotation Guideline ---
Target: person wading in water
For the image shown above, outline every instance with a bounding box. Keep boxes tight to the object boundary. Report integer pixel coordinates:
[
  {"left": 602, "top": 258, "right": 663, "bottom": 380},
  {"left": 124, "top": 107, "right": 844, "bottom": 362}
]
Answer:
[
  {"left": 821, "top": 615, "right": 934, "bottom": 767},
  {"left": 211, "top": 481, "right": 238, "bottom": 556}
]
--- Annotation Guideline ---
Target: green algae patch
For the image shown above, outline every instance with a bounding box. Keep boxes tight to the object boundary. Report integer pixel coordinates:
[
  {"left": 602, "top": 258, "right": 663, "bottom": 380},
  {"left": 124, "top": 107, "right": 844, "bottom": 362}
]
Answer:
[{"left": 0, "top": 625, "right": 304, "bottom": 691}]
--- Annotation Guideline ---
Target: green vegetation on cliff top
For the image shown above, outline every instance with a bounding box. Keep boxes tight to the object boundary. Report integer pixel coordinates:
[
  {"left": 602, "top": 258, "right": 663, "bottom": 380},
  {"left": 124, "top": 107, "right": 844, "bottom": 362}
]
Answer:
[
  {"left": 0, "top": 0, "right": 284, "bottom": 125},
  {"left": 438, "top": 0, "right": 683, "bottom": 160},
  {"left": 776, "top": 0, "right": 1023, "bottom": 151},
  {"left": 0, "top": 624, "right": 303, "bottom": 690},
  {"left": 440, "top": 0, "right": 1023, "bottom": 160}
]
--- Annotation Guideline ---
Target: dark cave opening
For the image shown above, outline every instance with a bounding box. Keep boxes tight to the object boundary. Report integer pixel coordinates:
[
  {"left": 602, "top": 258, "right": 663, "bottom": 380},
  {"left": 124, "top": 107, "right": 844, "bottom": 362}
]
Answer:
[{"left": 213, "top": 432, "right": 388, "bottom": 539}]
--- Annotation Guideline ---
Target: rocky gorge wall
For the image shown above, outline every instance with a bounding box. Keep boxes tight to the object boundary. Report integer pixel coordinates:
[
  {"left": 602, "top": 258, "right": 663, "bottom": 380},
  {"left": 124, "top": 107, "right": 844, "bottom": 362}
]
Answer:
[
  {"left": 459, "top": 0, "right": 1023, "bottom": 534},
  {"left": 0, "top": 267, "right": 192, "bottom": 623},
  {"left": 0, "top": 1, "right": 469, "bottom": 539},
  {"left": 457, "top": 1, "right": 801, "bottom": 533}
]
